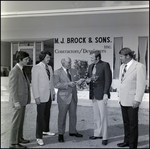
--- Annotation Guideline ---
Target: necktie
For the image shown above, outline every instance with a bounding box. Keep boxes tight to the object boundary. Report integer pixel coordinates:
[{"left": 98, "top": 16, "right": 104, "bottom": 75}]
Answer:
[
  {"left": 121, "top": 65, "right": 127, "bottom": 81},
  {"left": 22, "top": 68, "right": 27, "bottom": 80},
  {"left": 66, "top": 69, "right": 71, "bottom": 81},
  {"left": 92, "top": 64, "right": 96, "bottom": 75},
  {"left": 45, "top": 64, "right": 50, "bottom": 80}
]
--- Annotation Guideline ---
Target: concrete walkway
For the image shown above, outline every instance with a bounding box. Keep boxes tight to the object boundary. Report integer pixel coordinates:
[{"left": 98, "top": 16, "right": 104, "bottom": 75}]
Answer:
[{"left": 1, "top": 86, "right": 149, "bottom": 148}]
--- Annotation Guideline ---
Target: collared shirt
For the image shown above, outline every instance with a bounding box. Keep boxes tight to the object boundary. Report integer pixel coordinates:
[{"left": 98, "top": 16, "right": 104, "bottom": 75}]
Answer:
[
  {"left": 92, "top": 64, "right": 96, "bottom": 75},
  {"left": 41, "top": 61, "right": 47, "bottom": 68},
  {"left": 122, "top": 59, "right": 133, "bottom": 73},
  {"left": 41, "top": 62, "right": 50, "bottom": 78},
  {"left": 62, "top": 66, "right": 70, "bottom": 74},
  {"left": 17, "top": 63, "right": 23, "bottom": 71},
  {"left": 126, "top": 59, "right": 133, "bottom": 70}
]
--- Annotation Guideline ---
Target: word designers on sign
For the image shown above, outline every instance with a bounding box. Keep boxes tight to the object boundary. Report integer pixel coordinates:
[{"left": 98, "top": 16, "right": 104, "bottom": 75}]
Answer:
[{"left": 55, "top": 48, "right": 108, "bottom": 54}]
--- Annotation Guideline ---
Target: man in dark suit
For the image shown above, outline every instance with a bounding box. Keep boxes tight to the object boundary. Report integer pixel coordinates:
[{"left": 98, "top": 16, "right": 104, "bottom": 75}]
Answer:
[
  {"left": 9, "top": 51, "right": 31, "bottom": 148},
  {"left": 54, "top": 57, "right": 84, "bottom": 142},
  {"left": 86, "top": 50, "right": 112, "bottom": 146}
]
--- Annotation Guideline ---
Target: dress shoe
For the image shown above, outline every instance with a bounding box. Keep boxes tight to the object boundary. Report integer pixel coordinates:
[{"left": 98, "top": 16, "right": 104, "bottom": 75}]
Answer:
[
  {"left": 9, "top": 144, "right": 27, "bottom": 148},
  {"left": 43, "top": 132, "right": 55, "bottom": 136},
  {"left": 89, "top": 136, "right": 103, "bottom": 139},
  {"left": 69, "top": 133, "right": 83, "bottom": 137},
  {"left": 19, "top": 138, "right": 30, "bottom": 143},
  {"left": 117, "top": 142, "right": 129, "bottom": 147},
  {"left": 102, "top": 140, "right": 108, "bottom": 145},
  {"left": 58, "top": 134, "right": 64, "bottom": 142}
]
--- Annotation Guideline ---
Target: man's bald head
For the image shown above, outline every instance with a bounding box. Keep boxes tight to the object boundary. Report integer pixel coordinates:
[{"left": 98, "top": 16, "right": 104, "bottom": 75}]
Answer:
[{"left": 61, "top": 57, "right": 72, "bottom": 69}]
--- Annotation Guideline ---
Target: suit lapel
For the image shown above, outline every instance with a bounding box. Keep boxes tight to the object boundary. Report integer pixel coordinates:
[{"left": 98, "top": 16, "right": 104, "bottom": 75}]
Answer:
[
  {"left": 95, "top": 61, "right": 104, "bottom": 75},
  {"left": 89, "top": 63, "right": 95, "bottom": 76},
  {"left": 60, "top": 67, "right": 70, "bottom": 82},
  {"left": 39, "top": 62, "right": 49, "bottom": 79},
  {"left": 70, "top": 69, "right": 75, "bottom": 81},
  {"left": 123, "top": 60, "right": 137, "bottom": 80},
  {"left": 15, "top": 65, "right": 26, "bottom": 80}
]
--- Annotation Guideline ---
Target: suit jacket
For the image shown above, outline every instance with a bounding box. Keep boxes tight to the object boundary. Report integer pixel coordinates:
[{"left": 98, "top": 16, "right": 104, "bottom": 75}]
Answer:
[
  {"left": 9, "top": 64, "right": 31, "bottom": 107},
  {"left": 87, "top": 60, "right": 112, "bottom": 100},
  {"left": 31, "top": 62, "right": 55, "bottom": 102},
  {"left": 118, "top": 60, "right": 146, "bottom": 106},
  {"left": 54, "top": 67, "right": 79, "bottom": 104}
]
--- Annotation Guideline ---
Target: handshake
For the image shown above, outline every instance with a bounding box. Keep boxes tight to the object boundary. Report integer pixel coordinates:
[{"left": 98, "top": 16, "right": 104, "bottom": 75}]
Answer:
[{"left": 68, "top": 75, "right": 99, "bottom": 87}]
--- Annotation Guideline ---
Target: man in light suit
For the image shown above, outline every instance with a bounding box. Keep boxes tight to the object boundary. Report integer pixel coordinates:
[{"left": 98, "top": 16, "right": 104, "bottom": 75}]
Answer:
[
  {"left": 54, "top": 57, "right": 84, "bottom": 142},
  {"left": 86, "top": 50, "right": 112, "bottom": 146},
  {"left": 31, "top": 51, "right": 55, "bottom": 146},
  {"left": 9, "top": 51, "right": 31, "bottom": 148},
  {"left": 117, "top": 47, "right": 146, "bottom": 148}
]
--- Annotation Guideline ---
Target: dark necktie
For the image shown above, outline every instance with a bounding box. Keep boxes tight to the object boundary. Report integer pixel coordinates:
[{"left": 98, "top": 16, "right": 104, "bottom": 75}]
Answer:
[
  {"left": 66, "top": 69, "right": 71, "bottom": 81},
  {"left": 121, "top": 65, "right": 127, "bottom": 81},
  {"left": 45, "top": 64, "right": 50, "bottom": 80},
  {"left": 22, "top": 68, "right": 27, "bottom": 80}
]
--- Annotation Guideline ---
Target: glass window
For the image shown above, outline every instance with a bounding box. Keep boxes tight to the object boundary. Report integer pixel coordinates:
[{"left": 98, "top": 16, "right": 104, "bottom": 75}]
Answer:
[{"left": 35, "top": 42, "right": 41, "bottom": 64}]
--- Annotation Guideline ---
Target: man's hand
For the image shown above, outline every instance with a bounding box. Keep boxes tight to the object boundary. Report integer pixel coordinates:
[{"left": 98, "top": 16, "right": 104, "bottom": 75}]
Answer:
[
  {"left": 86, "top": 78, "right": 91, "bottom": 84},
  {"left": 35, "top": 97, "right": 41, "bottom": 105},
  {"left": 132, "top": 100, "right": 140, "bottom": 108},
  {"left": 103, "top": 94, "right": 108, "bottom": 105},
  {"left": 68, "top": 82, "right": 76, "bottom": 87},
  {"left": 75, "top": 79, "right": 85, "bottom": 85},
  {"left": 14, "top": 102, "right": 21, "bottom": 109}
]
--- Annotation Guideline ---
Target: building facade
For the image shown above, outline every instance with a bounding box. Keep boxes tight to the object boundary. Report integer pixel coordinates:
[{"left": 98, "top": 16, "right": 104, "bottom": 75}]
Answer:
[{"left": 1, "top": 2, "right": 149, "bottom": 90}]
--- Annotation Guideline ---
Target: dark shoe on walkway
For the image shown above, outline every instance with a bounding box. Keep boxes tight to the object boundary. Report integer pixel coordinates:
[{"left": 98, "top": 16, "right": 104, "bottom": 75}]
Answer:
[
  {"left": 69, "top": 133, "right": 83, "bottom": 137},
  {"left": 9, "top": 144, "right": 27, "bottom": 148},
  {"left": 89, "top": 136, "right": 103, "bottom": 139},
  {"left": 58, "top": 134, "right": 64, "bottom": 142},
  {"left": 102, "top": 140, "right": 108, "bottom": 145},
  {"left": 117, "top": 142, "right": 129, "bottom": 147},
  {"left": 19, "top": 138, "right": 30, "bottom": 144}
]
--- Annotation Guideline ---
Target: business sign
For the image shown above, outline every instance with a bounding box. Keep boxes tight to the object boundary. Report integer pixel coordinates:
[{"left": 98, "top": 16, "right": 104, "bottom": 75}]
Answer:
[{"left": 54, "top": 36, "right": 113, "bottom": 71}]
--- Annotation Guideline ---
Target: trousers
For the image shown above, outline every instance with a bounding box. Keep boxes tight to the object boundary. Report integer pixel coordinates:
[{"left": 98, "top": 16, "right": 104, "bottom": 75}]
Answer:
[
  {"left": 9, "top": 106, "right": 26, "bottom": 145},
  {"left": 121, "top": 105, "right": 139, "bottom": 148},
  {"left": 58, "top": 96, "right": 77, "bottom": 135},
  {"left": 36, "top": 97, "right": 52, "bottom": 139},
  {"left": 92, "top": 99, "right": 108, "bottom": 140}
]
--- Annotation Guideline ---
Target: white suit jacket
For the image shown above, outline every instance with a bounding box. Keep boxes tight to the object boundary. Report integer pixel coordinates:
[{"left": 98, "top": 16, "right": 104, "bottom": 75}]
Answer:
[
  {"left": 31, "top": 62, "right": 55, "bottom": 102},
  {"left": 118, "top": 60, "right": 146, "bottom": 106}
]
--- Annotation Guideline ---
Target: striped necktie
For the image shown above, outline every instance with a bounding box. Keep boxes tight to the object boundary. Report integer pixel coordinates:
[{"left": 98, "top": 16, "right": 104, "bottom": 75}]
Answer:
[
  {"left": 66, "top": 69, "right": 71, "bottom": 81},
  {"left": 121, "top": 65, "right": 127, "bottom": 81},
  {"left": 45, "top": 64, "right": 50, "bottom": 80}
]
